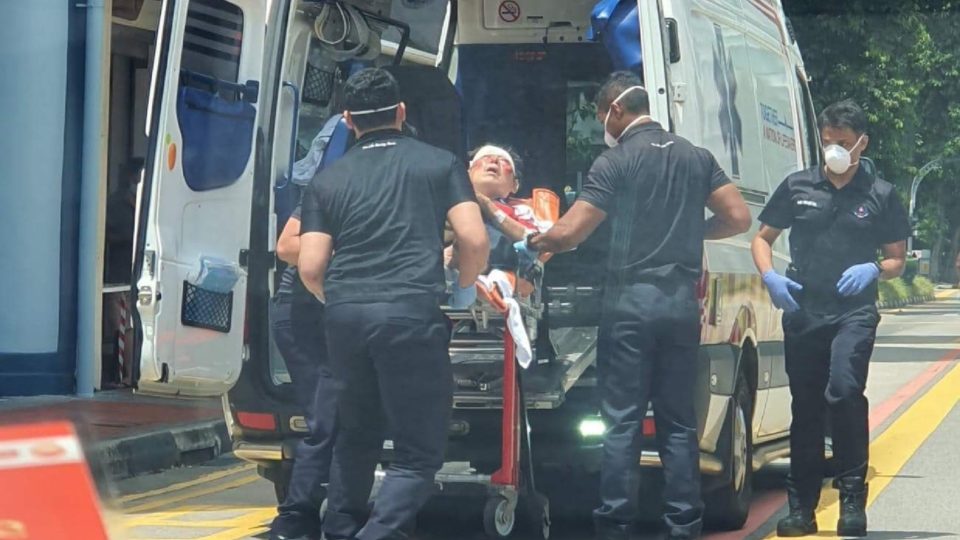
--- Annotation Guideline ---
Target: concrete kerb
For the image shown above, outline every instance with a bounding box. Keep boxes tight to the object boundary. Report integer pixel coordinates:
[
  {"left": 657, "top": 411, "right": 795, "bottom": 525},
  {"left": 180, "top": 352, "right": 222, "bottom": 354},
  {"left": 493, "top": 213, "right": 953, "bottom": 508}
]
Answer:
[
  {"left": 85, "top": 419, "right": 229, "bottom": 492},
  {"left": 877, "top": 293, "right": 936, "bottom": 310}
]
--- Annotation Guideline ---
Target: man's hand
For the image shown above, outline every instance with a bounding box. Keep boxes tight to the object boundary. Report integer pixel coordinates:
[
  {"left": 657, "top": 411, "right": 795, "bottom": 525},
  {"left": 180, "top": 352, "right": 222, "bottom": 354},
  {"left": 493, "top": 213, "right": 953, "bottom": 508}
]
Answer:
[
  {"left": 837, "top": 262, "right": 881, "bottom": 297},
  {"left": 527, "top": 200, "right": 606, "bottom": 253},
  {"left": 513, "top": 238, "right": 538, "bottom": 268},
  {"left": 762, "top": 270, "right": 803, "bottom": 313},
  {"left": 448, "top": 269, "right": 477, "bottom": 309}
]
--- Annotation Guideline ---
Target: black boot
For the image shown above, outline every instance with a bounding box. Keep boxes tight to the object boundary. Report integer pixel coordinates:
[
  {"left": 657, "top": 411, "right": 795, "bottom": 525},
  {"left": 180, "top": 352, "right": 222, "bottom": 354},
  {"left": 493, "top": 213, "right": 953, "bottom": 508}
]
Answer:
[
  {"left": 776, "top": 480, "right": 817, "bottom": 537},
  {"left": 836, "top": 477, "right": 868, "bottom": 537}
]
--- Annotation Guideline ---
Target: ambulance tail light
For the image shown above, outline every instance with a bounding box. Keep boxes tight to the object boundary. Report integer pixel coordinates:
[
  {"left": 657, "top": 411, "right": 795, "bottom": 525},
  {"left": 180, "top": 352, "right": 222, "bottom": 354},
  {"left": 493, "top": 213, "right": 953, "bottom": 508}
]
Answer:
[{"left": 236, "top": 411, "right": 277, "bottom": 431}]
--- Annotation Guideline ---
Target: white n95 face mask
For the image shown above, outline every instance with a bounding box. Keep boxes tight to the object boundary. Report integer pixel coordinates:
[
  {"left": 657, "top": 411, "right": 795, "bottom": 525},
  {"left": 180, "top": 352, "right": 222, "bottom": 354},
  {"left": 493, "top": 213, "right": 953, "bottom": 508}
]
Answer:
[
  {"left": 824, "top": 134, "right": 865, "bottom": 174},
  {"left": 603, "top": 85, "right": 649, "bottom": 148}
]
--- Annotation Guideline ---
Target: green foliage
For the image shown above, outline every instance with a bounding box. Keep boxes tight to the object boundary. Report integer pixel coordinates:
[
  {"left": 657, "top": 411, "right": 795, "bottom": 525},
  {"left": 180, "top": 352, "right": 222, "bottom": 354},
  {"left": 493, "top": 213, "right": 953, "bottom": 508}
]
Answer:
[
  {"left": 786, "top": 1, "right": 960, "bottom": 279},
  {"left": 913, "top": 275, "right": 935, "bottom": 296},
  {"left": 878, "top": 278, "right": 910, "bottom": 305},
  {"left": 877, "top": 276, "right": 935, "bottom": 305}
]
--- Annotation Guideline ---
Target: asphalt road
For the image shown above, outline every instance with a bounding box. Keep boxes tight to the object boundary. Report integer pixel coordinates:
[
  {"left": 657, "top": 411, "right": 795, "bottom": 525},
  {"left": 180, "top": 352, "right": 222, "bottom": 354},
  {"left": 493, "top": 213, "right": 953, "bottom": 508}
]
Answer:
[{"left": 104, "top": 292, "right": 960, "bottom": 540}]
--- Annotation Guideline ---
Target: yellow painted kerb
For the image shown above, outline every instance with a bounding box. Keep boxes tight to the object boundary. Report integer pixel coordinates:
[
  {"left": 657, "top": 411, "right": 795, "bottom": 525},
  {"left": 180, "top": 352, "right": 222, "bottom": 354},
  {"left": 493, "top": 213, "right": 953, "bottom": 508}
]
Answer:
[{"left": 766, "top": 359, "right": 960, "bottom": 538}]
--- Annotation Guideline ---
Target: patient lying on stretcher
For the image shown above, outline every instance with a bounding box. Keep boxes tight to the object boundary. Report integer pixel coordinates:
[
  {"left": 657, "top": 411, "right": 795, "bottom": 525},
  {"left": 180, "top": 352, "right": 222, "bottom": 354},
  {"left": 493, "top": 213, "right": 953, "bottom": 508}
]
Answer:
[{"left": 445, "top": 144, "right": 553, "bottom": 276}]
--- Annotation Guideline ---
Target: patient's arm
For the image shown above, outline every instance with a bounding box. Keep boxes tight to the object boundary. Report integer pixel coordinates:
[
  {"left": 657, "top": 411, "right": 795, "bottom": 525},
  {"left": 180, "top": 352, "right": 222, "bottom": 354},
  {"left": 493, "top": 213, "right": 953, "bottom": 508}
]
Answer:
[
  {"left": 529, "top": 200, "right": 606, "bottom": 253},
  {"left": 448, "top": 201, "right": 489, "bottom": 286},
  {"left": 476, "top": 193, "right": 531, "bottom": 242}
]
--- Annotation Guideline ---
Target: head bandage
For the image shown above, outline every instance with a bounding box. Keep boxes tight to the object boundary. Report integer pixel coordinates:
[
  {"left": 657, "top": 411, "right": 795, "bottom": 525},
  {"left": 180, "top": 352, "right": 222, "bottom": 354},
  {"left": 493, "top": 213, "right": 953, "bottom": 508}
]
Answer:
[
  {"left": 470, "top": 145, "right": 516, "bottom": 172},
  {"left": 348, "top": 103, "right": 399, "bottom": 116}
]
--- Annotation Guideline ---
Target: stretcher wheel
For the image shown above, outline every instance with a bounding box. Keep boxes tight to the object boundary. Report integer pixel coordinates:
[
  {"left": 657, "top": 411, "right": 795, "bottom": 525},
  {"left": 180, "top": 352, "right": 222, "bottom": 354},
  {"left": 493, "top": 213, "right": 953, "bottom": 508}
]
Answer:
[
  {"left": 483, "top": 495, "right": 516, "bottom": 538},
  {"left": 521, "top": 492, "right": 550, "bottom": 540}
]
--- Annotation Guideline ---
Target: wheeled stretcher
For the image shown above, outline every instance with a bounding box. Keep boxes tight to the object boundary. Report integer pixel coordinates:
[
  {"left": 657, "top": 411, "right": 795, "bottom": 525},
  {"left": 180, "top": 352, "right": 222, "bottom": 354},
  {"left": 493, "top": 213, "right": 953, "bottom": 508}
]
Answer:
[{"left": 436, "top": 190, "right": 561, "bottom": 540}]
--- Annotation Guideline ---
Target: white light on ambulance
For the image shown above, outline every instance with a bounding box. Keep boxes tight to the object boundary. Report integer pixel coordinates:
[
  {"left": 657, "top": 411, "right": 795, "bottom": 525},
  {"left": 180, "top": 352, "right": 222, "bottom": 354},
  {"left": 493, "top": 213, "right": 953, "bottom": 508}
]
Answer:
[{"left": 578, "top": 418, "right": 606, "bottom": 438}]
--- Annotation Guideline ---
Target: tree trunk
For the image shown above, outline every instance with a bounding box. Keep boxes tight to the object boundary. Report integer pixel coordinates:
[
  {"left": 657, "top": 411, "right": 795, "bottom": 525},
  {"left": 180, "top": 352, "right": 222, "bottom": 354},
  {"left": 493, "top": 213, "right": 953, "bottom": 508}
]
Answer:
[
  {"left": 950, "top": 224, "right": 960, "bottom": 286},
  {"left": 932, "top": 233, "right": 945, "bottom": 281}
]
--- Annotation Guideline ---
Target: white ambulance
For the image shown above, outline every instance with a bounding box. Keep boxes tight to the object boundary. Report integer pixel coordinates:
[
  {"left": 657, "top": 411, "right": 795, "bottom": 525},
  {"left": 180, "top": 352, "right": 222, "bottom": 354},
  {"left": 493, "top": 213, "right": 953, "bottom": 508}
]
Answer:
[{"left": 132, "top": 0, "right": 817, "bottom": 534}]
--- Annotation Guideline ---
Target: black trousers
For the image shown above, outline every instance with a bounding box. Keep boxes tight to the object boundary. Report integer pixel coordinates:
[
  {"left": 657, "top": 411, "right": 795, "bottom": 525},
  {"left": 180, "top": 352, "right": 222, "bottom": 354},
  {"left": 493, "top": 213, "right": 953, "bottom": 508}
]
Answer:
[
  {"left": 270, "top": 298, "right": 339, "bottom": 536},
  {"left": 593, "top": 281, "right": 703, "bottom": 538},
  {"left": 322, "top": 298, "right": 453, "bottom": 540},
  {"left": 783, "top": 304, "right": 880, "bottom": 509}
]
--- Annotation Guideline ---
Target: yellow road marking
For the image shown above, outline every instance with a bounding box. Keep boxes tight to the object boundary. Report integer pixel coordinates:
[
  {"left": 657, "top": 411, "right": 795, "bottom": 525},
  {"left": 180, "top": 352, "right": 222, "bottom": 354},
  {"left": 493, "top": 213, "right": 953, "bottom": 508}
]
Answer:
[
  {"left": 201, "top": 508, "right": 275, "bottom": 540},
  {"left": 116, "top": 464, "right": 255, "bottom": 504},
  {"left": 766, "top": 360, "right": 960, "bottom": 538},
  {"left": 123, "top": 473, "right": 261, "bottom": 514},
  {"left": 122, "top": 505, "right": 270, "bottom": 528}
]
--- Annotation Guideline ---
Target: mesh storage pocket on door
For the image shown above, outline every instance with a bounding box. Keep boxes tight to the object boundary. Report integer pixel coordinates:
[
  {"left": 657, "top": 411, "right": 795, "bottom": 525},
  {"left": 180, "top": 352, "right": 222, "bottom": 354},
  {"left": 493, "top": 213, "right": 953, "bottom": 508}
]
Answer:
[
  {"left": 303, "top": 63, "right": 339, "bottom": 106},
  {"left": 181, "top": 281, "right": 234, "bottom": 333}
]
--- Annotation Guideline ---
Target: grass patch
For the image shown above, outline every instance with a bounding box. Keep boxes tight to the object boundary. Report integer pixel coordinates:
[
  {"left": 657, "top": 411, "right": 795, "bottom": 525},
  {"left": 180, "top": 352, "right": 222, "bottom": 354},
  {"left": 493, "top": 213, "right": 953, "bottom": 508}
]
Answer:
[
  {"left": 912, "top": 276, "right": 935, "bottom": 297},
  {"left": 879, "top": 276, "right": 935, "bottom": 305}
]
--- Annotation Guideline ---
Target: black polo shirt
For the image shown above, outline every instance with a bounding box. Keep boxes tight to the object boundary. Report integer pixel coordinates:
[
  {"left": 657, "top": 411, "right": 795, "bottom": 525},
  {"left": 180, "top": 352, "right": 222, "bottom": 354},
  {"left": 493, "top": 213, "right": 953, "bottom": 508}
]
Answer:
[
  {"left": 300, "top": 129, "right": 475, "bottom": 306},
  {"left": 578, "top": 122, "right": 732, "bottom": 285},
  {"left": 759, "top": 165, "right": 910, "bottom": 313}
]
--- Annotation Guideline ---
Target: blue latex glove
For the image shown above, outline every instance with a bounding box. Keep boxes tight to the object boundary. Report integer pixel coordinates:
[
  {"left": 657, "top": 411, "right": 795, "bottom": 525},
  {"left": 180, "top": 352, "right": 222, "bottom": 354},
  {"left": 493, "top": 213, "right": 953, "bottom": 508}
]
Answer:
[
  {"left": 762, "top": 270, "right": 803, "bottom": 313},
  {"left": 837, "top": 262, "right": 881, "bottom": 297},
  {"left": 513, "top": 239, "right": 538, "bottom": 268},
  {"left": 448, "top": 270, "right": 477, "bottom": 309}
]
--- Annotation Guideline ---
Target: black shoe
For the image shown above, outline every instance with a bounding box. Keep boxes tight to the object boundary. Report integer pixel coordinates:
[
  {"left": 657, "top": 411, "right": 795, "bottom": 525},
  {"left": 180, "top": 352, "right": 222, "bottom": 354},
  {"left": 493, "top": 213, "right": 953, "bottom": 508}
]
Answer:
[
  {"left": 836, "top": 477, "right": 868, "bottom": 537},
  {"left": 269, "top": 533, "right": 322, "bottom": 540},
  {"left": 776, "top": 509, "right": 818, "bottom": 537},
  {"left": 269, "top": 522, "right": 323, "bottom": 540}
]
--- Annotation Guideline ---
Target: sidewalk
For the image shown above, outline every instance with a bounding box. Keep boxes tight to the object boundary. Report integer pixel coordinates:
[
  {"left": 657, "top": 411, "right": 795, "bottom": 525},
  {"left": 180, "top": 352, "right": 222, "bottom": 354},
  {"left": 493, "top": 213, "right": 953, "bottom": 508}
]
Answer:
[
  {"left": 934, "top": 287, "right": 959, "bottom": 300},
  {"left": 0, "top": 389, "right": 228, "bottom": 491}
]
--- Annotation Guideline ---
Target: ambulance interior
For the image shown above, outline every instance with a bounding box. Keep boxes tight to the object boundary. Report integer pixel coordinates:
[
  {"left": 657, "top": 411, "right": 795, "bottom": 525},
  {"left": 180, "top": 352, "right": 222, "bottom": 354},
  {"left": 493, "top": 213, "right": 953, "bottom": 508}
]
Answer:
[{"left": 265, "top": 0, "right": 643, "bottom": 395}]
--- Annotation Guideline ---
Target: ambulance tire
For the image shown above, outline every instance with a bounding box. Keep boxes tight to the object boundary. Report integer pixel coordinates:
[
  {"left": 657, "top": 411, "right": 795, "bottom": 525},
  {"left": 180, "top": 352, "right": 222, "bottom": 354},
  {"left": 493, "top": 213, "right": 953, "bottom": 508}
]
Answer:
[
  {"left": 704, "top": 372, "right": 753, "bottom": 530},
  {"left": 520, "top": 492, "right": 550, "bottom": 540}
]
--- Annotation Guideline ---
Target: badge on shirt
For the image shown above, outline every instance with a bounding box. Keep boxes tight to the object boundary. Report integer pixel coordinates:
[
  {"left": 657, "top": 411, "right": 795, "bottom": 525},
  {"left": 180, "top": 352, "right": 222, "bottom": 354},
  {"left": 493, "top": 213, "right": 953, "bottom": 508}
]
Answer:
[{"left": 854, "top": 205, "right": 870, "bottom": 219}]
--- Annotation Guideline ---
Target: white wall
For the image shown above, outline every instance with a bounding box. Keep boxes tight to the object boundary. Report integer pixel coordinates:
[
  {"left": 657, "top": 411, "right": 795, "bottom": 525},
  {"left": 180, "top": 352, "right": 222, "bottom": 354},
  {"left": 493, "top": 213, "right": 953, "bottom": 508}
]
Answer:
[{"left": 0, "top": 0, "right": 70, "bottom": 354}]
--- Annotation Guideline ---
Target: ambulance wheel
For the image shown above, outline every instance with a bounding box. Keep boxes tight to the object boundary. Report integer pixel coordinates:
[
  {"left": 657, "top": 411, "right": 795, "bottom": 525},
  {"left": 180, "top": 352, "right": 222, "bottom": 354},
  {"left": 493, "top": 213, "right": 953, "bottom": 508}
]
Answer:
[
  {"left": 521, "top": 492, "right": 550, "bottom": 540},
  {"left": 483, "top": 496, "right": 516, "bottom": 538},
  {"left": 705, "top": 372, "right": 753, "bottom": 530}
]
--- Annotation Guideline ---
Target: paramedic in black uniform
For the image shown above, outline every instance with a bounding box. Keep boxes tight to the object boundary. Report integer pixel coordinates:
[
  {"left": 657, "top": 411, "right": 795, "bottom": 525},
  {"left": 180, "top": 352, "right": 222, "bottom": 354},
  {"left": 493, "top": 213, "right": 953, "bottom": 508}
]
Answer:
[
  {"left": 268, "top": 204, "right": 338, "bottom": 540},
  {"left": 525, "top": 71, "right": 751, "bottom": 540},
  {"left": 297, "top": 68, "right": 488, "bottom": 540},
  {"left": 752, "top": 100, "right": 909, "bottom": 538}
]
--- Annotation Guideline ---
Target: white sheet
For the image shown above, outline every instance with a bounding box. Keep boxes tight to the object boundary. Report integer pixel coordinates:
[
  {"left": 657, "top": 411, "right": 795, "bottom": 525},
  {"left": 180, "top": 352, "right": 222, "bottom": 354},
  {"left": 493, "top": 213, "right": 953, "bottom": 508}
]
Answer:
[{"left": 477, "top": 269, "right": 533, "bottom": 369}]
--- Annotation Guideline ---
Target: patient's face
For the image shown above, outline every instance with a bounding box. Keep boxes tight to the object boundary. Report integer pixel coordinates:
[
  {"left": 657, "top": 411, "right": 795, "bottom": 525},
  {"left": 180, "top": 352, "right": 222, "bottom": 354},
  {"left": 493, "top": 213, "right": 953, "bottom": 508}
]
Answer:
[{"left": 470, "top": 155, "right": 517, "bottom": 199}]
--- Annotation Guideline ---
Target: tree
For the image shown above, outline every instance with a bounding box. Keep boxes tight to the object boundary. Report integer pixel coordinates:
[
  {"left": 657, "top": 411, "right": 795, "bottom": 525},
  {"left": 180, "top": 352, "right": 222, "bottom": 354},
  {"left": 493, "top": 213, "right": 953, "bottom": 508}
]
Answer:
[{"left": 786, "top": 0, "right": 960, "bottom": 282}]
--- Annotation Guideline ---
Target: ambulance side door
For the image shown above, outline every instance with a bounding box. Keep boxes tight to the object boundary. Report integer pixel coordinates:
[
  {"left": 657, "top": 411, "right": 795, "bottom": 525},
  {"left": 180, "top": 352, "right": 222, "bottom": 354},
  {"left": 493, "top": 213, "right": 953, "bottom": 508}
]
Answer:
[
  {"left": 637, "top": 0, "right": 672, "bottom": 125},
  {"left": 134, "top": 0, "right": 267, "bottom": 397}
]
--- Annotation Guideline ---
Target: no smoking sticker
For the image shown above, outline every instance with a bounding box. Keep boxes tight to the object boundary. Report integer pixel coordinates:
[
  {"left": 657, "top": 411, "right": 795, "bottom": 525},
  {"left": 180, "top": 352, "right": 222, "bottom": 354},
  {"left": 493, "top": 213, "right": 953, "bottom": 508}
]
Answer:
[{"left": 498, "top": 0, "right": 521, "bottom": 23}]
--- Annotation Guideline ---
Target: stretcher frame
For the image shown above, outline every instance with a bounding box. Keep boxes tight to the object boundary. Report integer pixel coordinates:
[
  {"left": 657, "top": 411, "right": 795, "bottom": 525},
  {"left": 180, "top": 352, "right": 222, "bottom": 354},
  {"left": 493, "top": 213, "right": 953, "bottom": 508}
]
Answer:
[{"left": 440, "top": 273, "right": 551, "bottom": 539}]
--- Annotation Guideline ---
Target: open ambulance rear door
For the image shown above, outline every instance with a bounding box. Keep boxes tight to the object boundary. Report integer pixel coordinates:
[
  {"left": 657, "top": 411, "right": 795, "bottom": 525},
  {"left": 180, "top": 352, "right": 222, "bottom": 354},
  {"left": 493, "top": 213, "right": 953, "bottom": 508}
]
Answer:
[{"left": 134, "top": 0, "right": 267, "bottom": 397}]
